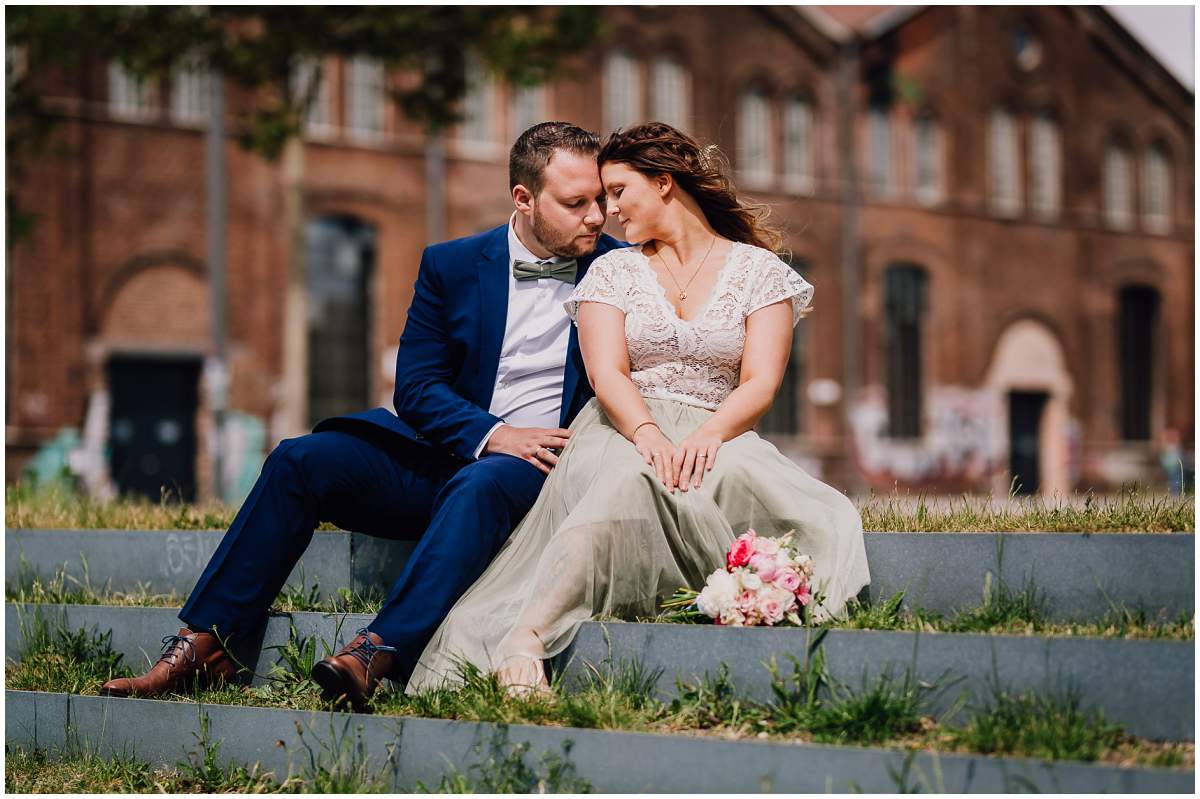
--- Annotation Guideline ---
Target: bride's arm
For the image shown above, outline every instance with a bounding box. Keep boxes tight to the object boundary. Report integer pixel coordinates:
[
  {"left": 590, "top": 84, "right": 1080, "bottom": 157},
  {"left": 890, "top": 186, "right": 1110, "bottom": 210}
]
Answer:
[
  {"left": 577, "top": 301, "right": 680, "bottom": 489},
  {"left": 673, "top": 300, "right": 793, "bottom": 490}
]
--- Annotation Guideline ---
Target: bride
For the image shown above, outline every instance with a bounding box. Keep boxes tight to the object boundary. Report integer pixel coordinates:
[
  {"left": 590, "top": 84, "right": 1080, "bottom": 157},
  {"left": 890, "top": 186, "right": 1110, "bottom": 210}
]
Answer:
[{"left": 406, "top": 122, "right": 871, "bottom": 695}]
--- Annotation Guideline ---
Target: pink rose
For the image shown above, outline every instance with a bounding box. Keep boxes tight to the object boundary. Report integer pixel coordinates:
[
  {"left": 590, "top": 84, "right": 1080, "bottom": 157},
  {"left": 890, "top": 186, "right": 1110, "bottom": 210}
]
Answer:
[
  {"left": 758, "top": 595, "right": 785, "bottom": 625},
  {"left": 774, "top": 568, "right": 802, "bottom": 593},
  {"left": 726, "top": 530, "right": 757, "bottom": 569},
  {"left": 750, "top": 553, "right": 778, "bottom": 581},
  {"left": 796, "top": 582, "right": 812, "bottom": 606},
  {"left": 755, "top": 537, "right": 781, "bottom": 556}
]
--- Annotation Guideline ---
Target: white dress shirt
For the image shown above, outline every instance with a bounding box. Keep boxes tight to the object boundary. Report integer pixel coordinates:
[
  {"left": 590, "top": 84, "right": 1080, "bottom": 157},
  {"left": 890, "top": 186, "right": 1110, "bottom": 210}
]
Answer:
[{"left": 472, "top": 214, "right": 576, "bottom": 457}]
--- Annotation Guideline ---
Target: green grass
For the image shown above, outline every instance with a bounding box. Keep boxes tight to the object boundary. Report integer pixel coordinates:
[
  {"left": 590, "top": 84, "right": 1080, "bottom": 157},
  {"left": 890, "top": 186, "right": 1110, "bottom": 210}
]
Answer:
[
  {"left": 415, "top": 731, "right": 591, "bottom": 793},
  {"left": 858, "top": 489, "right": 1194, "bottom": 533},
  {"left": 3, "top": 744, "right": 284, "bottom": 793},
  {"left": 5, "top": 607, "right": 133, "bottom": 694},
  {"left": 10, "top": 562, "right": 1193, "bottom": 641},
  {"left": 7, "top": 621, "right": 1192, "bottom": 773},
  {"left": 946, "top": 680, "right": 1124, "bottom": 761},
  {"left": 7, "top": 726, "right": 588, "bottom": 795},
  {"left": 7, "top": 559, "right": 385, "bottom": 616},
  {"left": 8, "top": 481, "right": 1194, "bottom": 532},
  {"left": 632, "top": 574, "right": 1195, "bottom": 641}
]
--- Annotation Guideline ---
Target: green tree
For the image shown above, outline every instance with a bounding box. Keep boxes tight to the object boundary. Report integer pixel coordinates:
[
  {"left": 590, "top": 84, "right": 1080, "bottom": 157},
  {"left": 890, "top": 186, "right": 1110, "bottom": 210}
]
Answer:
[{"left": 5, "top": 5, "right": 603, "bottom": 238}]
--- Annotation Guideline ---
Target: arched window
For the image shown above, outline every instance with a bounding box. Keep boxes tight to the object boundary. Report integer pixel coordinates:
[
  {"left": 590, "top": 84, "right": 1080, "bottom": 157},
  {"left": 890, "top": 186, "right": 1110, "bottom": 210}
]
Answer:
[
  {"left": 1118, "top": 285, "right": 1160, "bottom": 441},
  {"left": 737, "top": 87, "right": 773, "bottom": 189},
  {"left": 759, "top": 257, "right": 811, "bottom": 436},
  {"left": 988, "top": 107, "right": 1021, "bottom": 216},
  {"left": 306, "top": 216, "right": 375, "bottom": 428},
  {"left": 1103, "top": 138, "right": 1133, "bottom": 229},
  {"left": 783, "top": 96, "right": 815, "bottom": 195},
  {"left": 604, "top": 50, "right": 643, "bottom": 130},
  {"left": 1142, "top": 143, "right": 1172, "bottom": 234},
  {"left": 509, "top": 84, "right": 547, "bottom": 142},
  {"left": 912, "top": 112, "right": 941, "bottom": 205},
  {"left": 867, "top": 104, "right": 894, "bottom": 197},
  {"left": 1028, "top": 112, "right": 1061, "bottom": 219},
  {"left": 883, "top": 264, "right": 928, "bottom": 439},
  {"left": 345, "top": 57, "right": 385, "bottom": 141},
  {"left": 650, "top": 56, "right": 689, "bottom": 131}
]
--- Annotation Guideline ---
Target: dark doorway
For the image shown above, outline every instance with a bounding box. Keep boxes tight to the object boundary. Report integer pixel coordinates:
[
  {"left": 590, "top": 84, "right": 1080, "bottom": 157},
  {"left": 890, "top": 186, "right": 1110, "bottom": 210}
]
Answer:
[
  {"left": 1008, "top": 391, "right": 1048, "bottom": 495},
  {"left": 107, "top": 355, "right": 201, "bottom": 502}
]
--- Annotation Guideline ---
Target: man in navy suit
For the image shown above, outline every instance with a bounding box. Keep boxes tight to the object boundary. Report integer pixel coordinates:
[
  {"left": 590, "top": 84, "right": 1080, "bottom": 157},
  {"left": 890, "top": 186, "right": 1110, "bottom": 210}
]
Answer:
[{"left": 101, "top": 122, "right": 621, "bottom": 710}]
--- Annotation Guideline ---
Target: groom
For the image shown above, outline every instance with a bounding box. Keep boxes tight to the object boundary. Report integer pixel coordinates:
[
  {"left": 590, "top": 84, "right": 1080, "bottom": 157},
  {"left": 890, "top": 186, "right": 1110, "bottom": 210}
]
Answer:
[{"left": 100, "top": 122, "right": 619, "bottom": 711}]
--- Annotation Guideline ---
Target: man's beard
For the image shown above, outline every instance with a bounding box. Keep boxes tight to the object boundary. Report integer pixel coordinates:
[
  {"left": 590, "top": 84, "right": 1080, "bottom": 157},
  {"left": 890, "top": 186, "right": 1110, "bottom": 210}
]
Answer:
[{"left": 531, "top": 204, "right": 600, "bottom": 259}]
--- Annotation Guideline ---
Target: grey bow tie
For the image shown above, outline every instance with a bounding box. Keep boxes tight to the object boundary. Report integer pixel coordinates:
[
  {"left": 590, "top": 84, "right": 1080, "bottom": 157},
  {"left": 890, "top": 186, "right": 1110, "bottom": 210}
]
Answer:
[{"left": 513, "top": 258, "right": 578, "bottom": 284}]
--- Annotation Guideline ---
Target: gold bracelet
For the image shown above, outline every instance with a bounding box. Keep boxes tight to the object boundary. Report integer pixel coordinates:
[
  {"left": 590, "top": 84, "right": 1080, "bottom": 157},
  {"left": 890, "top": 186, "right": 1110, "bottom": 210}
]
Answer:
[{"left": 630, "top": 420, "right": 659, "bottom": 439}]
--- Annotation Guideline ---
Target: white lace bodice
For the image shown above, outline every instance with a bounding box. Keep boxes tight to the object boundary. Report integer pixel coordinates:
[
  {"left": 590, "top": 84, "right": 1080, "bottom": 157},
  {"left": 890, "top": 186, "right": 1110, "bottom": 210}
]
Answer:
[{"left": 566, "top": 242, "right": 813, "bottom": 410}]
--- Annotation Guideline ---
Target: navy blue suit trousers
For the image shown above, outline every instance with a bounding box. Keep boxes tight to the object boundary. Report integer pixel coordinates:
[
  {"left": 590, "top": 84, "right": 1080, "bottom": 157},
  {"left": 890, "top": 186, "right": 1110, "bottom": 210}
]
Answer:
[{"left": 180, "top": 429, "right": 545, "bottom": 681}]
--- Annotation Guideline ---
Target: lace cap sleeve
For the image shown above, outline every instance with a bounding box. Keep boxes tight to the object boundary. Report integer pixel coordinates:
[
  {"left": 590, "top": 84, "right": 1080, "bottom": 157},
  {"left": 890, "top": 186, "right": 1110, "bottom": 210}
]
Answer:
[
  {"left": 745, "top": 250, "right": 814, "bottom": 327},
  {"left": 565, "top": 249, "right": 630, "bottom": 324}
]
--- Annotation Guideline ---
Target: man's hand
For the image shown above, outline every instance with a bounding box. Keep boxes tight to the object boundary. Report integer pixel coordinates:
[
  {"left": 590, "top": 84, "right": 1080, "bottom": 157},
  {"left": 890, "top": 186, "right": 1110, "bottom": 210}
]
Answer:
[{"left": 484, "top": 424, "right": 572, "bottom": 475}]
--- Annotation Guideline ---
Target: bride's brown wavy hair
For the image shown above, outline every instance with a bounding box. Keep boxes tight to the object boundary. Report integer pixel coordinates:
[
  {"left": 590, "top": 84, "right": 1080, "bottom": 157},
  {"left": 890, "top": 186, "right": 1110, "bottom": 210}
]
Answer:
[{"left": 598, "top": 122, "right": 784, "bottom": 254}]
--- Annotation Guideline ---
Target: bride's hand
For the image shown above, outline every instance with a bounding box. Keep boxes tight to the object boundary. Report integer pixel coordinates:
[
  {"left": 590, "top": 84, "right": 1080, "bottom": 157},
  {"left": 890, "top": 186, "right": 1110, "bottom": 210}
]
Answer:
[
  {"left": 673, "top": 429, "right": 722, "bottom": 492},
  {"left": 632, "top": 424, "right": 677, "bottom": 489}
]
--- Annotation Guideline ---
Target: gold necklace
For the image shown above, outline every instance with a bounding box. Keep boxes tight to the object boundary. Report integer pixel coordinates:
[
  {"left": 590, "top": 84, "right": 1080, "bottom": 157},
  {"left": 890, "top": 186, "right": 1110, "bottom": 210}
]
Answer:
[{"left": 655, "top": 236, "right": 717, "bottom": 301}]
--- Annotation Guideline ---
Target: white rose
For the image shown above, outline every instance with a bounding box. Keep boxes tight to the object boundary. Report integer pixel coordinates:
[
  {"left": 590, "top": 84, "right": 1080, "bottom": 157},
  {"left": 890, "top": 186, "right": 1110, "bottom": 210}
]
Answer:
[{"left": 696, "top": 569, "right": 737, "bottom": 618}]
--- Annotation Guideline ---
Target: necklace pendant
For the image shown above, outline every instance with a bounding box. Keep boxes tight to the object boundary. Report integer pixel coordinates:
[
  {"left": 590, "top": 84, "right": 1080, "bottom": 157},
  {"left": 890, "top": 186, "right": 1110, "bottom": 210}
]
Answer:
[{"left": 679, "top": 291, "right": 687, "bottom": 300}]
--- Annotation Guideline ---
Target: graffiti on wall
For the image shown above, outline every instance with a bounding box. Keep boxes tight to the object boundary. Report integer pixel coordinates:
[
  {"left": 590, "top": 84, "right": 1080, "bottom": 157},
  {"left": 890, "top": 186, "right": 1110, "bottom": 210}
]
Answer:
[{"left": 849, "top": 384, "right": 1007, "bottom": 486}]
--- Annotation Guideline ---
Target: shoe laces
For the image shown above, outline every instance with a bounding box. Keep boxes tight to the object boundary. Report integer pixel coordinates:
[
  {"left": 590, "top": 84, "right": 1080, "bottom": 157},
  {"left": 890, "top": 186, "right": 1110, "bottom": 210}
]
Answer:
[
  {"left": 345, "top": 628, "right": 397, "bottom": 673},
  {"left": 158, "top": 634, "right": 197, "bottom": 668}
]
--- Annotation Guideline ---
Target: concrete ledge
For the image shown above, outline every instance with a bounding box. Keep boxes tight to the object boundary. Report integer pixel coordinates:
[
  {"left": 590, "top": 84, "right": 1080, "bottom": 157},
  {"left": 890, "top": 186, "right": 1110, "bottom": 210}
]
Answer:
[
  {"left": 5, "top": 529, "right": 414, "bottom": 601},
  {"left": 865, "top": 532, "right": 1195, "bottom": 621},
  {"left": 7, "top": 603, "right": 1193, "bottom": 741},
  {"left": 4, "top": 691, "right": 1192, "bottom": 793},
  {"left": 7, "top": 529, "right": 1193, "bottom": 621},
  {"left": 560, "top": 621, "right": 1195, "bottom": 742}
]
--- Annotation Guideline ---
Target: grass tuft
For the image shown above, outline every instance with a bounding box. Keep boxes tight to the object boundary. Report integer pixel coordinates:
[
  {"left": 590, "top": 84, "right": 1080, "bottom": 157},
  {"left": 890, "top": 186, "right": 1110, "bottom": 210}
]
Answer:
[
  {"left": 416, "top": 728, "right": 591, "bottom": 793},
  {"left": 948, "top": 679, "right": 1125, "bottom": 762},
  {"left": 7, "top": 607, "right": 132, "bottom": 693}
]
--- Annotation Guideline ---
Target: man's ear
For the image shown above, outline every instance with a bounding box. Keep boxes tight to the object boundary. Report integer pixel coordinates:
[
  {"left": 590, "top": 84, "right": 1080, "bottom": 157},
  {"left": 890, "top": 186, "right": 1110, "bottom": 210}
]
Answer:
[{"left": 512, "top": 184, "right": 536, "bottom": 214}]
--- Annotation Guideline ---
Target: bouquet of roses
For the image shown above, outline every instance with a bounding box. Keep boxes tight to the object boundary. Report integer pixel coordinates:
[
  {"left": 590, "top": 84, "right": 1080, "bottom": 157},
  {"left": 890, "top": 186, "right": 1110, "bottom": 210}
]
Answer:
[{"left": 662, "top": 529, "right": 817, "bottom": 626}]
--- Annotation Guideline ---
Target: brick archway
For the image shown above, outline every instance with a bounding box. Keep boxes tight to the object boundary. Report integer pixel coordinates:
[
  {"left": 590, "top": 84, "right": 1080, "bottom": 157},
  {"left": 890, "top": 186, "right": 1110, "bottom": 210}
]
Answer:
[{"left": 983, "top": 318, "right": 1074, "bottom": 496}]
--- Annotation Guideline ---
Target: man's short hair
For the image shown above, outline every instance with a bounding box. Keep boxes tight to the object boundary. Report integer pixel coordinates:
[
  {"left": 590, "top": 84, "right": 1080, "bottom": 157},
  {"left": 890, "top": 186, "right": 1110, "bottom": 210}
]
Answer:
[{"left": 509, "top": 121, "right": 601, "bottom": 196}]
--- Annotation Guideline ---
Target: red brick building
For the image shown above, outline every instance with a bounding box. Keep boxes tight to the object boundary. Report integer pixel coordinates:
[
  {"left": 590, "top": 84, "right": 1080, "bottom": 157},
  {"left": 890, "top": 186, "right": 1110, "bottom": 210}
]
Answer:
[{"left": 6, "top": 5, "right": 1193, "bottom": 500}]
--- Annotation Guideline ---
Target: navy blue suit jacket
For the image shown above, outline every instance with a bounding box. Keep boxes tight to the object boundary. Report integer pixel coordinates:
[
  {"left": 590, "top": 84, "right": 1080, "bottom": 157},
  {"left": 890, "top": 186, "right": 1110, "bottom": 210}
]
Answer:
[{"left": 314, "top": 223, "right": 624, "bottom": 461}]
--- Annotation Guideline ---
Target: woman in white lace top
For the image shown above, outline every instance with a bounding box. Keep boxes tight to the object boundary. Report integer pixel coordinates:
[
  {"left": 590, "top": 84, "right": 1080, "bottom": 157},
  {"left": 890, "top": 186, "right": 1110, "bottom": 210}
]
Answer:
[{"left": 407, "top": 123, "right": 871, "bottom": 695}]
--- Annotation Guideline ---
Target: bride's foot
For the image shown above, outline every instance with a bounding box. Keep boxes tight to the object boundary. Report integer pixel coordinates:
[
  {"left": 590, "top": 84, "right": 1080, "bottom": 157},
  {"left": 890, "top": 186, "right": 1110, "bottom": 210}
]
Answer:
[{"left": 497, "top": 653, "right": 551, "bottom": 699}]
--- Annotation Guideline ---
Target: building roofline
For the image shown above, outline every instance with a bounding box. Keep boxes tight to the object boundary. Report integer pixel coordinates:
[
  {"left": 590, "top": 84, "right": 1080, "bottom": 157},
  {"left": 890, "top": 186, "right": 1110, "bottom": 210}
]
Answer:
[{"left": 1090, "top": 6, "right": 1194, "bottom": 103}]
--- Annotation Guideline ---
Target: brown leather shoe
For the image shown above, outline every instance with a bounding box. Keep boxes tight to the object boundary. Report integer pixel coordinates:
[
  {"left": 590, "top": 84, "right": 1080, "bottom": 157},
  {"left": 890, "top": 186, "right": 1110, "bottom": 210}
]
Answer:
[
  {"left": 310, "top": 628, "right": 396, "bottom": 713},
  {"left": 100, "top": 628, "right": 238, "bottom": 698}
]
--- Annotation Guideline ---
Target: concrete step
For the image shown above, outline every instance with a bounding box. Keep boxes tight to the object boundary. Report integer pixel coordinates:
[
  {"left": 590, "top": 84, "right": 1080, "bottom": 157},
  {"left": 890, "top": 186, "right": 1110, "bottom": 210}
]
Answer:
[
  {"left": 6, "top": 602, "right": 1194, "bottom": 741},
  {"left": 4, "top": 528, "right": 412, "bottom": 601},
  {"left": 5, "top": 690, "right": 1192, "bottom": 793},
  {"left": 7, "top": 528, "right": 1194, "bottom": 622}
]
